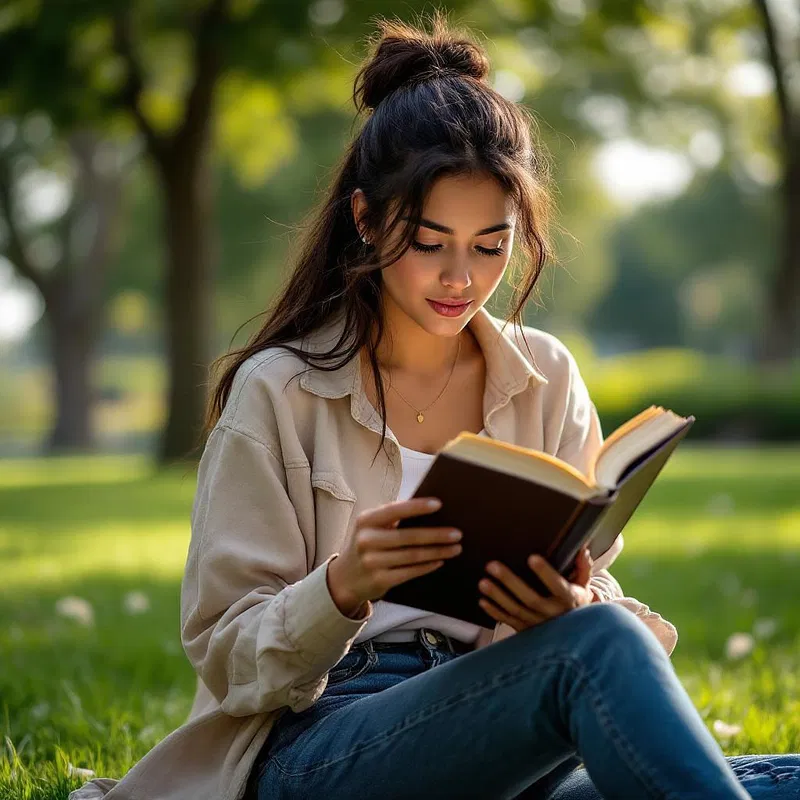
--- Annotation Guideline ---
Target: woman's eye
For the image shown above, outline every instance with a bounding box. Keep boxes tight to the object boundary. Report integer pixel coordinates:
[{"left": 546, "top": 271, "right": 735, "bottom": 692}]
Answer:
[
  {"left": 411, "top": 241, "right": 442, "bottom": 253},
  {"left": 475, "top": 245, "right": 505, "bottom": 257},
  {"left": 411, "top": 241, "right": 506, "bottom": 256}
]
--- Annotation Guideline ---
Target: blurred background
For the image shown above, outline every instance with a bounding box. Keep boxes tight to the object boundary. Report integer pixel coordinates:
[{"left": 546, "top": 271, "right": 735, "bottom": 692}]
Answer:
[{"left": 1, "top": 1, "right": 798, "bottom": 796}]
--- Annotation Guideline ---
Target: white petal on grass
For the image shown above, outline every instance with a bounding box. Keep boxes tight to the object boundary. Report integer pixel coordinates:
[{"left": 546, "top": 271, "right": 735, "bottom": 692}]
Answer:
[
  {"left": 753, "top": 617, "right": 778, "bottom": 639},
  {"left": 123, "top": 591, "right": 151, "bottom": 614},
  {"left": 718, "top": 573, "right": 741, "bottom": 597},
  {"left": 138, "top": 724, "right": 161, "bottom": 742},
  {"left": 713, "top": 720, "right": 743, "bottom": 739},
  {"left": 55, "top": 596, "right": 95, "bottom": 626},
  {"left": 67, "top": 763, "right": 96, "bottom": 780},
  {"left": 630, "top": 561, "right": 653, "bottom": 578},
  {"left": 725, "top": 632, "right": 755, "bottom": 660},
  {"left": 706, "top": 493, "right": 735, "bottom": 516},
  {"left": 740, "top": 589, "right": 758, "bottom": 608},
  {"left": 682, "top": 539, "right": 707, "bottom": 556}
]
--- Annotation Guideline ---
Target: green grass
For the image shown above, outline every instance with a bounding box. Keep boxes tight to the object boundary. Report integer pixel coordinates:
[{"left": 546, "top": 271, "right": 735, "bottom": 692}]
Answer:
[{"left": 1, "top": 447, "right": 799, "bottom": 799}]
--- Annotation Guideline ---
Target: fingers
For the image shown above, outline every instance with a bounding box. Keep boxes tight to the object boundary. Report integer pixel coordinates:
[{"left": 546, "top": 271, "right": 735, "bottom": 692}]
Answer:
[
  {"left": 364, "top": 541, "right": 462, "bottom": 568},
  {"left": 383, "top": 559, "right": 448, "bottom": 587},
  {"left": 358, "top": 525, "right": 462, "bottom": 551},
  {"left": 478, "top": 595, "right": 543, "bottom": 631},
  {"left": 355, "top": 497, "right": 442, "bottom": 529},
  {"left": 574, "top": 547, "right": 593, "bottom": 586},
  {"left": 526, "top": 555, "right": 583, "bottom": 608},
  {"left": 479, "top": 566, "right": 563, "bottom": 619}
]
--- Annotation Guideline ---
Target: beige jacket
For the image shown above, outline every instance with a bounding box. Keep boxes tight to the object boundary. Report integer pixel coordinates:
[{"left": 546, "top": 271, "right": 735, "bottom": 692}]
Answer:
[{"left": 69, "top": 306, "right": 677, "bottom": 800}]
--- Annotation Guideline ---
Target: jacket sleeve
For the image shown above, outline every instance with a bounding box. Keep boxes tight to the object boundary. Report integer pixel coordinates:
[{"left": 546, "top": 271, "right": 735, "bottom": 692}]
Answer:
[{"left": 180, "top": 422, "right": 372, "bottom": 718}]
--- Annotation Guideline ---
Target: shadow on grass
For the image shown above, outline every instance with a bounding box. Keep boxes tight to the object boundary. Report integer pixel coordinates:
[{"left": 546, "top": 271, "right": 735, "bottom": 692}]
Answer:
[
  {"left": 0, "top": 475, "right": 196, "bottom": 531},
  {"left": 2, "top": 548, "right": 799, "bottom": 790},
  {"left": 612, "top": 549, "right": 800, "bottom": 659},
  {"left": 4, "top": 548, "right": 798, "bottom": 716},
  {"left": 624, "top": 474, "right": 799, "bottom": 519},
  {"left": 2, "top": 464, "right": 797, "bottom": 531}
]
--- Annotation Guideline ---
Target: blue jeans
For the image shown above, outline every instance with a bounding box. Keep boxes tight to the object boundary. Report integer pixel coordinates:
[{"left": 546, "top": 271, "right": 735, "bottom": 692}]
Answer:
[{"left": 252, "top": 603, "right": 800, "bottom": 799}]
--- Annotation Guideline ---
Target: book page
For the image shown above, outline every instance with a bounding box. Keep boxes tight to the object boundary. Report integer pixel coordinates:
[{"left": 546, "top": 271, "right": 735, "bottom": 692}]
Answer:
[
  {"left": 443, "top": 435, "right": 600, "bottom": 500},
  {"left": 590, "top": 409, "right": 690, "bottom": 490}
]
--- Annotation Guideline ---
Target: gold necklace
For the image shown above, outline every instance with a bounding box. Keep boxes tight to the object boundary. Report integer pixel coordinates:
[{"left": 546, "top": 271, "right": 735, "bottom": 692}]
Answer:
[{"left": 387, "top": 336, "right": 462, "bottom": 423}]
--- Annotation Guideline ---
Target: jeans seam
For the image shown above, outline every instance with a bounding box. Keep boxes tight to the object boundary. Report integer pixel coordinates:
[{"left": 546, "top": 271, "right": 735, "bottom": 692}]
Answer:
[
  {"left": 269, "top": 651, "right": 577, "bottom": 778},
  {"left": 326, "top": 650, "right": 369, "bottom": 686},
  {"left": 570, "top": 655, "right": 677, "bottom": 799},
  {"left": 269, "top": 647, "right": 689, "bottom": 798}
]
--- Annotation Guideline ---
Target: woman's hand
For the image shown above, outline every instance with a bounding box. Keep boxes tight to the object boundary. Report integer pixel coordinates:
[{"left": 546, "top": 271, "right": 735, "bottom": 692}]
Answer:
[
  {"left": 477, "top": 546, "right": 595, "bottom": 632},
  {"left": 327, "top": 497, "right": 462, "bottom": 618}
]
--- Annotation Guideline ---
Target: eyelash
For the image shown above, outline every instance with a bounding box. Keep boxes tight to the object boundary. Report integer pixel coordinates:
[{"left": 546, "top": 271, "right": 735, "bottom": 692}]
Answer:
[{"left": 410, "top": 242, "right": 505, "bottom": 257}]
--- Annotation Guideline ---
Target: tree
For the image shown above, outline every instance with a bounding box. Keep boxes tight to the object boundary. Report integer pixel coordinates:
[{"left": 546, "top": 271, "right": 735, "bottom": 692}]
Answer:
[
  {"left": 476, "top": 0, "right": 794, "bottom": 359},
  {"left": 0, "top": 121, "right": 126, "bottom": 453},
  {"left": 0, "top": 1, "right": 475, "bottom": 463},
  {"left": 752, "top": 0, "right": 800, "bottom": 361}
]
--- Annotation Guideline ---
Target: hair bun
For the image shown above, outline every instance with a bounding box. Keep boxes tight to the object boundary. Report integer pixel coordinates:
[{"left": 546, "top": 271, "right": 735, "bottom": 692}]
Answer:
[{"left": 354, "top": 13, "right": 490, "bottom": 112}]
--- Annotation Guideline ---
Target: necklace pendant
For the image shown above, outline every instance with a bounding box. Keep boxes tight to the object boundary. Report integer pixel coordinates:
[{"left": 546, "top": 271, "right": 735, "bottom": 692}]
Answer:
[{"left": 416, "top": 413, "right": 424, "bottom": 424}]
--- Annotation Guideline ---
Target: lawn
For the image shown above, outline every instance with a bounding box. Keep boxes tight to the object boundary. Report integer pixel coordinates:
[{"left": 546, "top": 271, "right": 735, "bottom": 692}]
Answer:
[{"left": 1, "top": 446, "right": 799, "bottom": 799}]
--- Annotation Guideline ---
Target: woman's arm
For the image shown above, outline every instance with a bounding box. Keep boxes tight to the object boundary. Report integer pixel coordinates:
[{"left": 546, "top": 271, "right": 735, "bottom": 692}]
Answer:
[{"left": 181, "top": 378, "right": 372, "bottom": 719}]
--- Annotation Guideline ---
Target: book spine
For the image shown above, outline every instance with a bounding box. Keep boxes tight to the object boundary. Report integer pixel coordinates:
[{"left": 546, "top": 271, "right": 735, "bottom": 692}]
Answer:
[
  {"left": 546, "top": 500, "right": 588, "bottom": 558},
  {"left": 547, "top": 500, "right": 609, "bottom": 575}
]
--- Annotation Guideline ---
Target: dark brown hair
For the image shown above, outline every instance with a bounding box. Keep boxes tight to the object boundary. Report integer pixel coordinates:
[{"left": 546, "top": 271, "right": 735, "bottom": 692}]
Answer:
[{"left": 202, "top": 10, "right": 557, "bottom": 455}]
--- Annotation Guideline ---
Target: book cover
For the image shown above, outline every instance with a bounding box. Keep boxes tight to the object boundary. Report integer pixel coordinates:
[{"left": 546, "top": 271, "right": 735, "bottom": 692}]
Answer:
[{"left": 382, "top": 418, "right": 694, "bottom": 627}]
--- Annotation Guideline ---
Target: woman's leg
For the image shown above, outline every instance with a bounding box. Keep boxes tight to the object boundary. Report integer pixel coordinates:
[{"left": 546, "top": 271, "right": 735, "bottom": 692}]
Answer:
[
  {"left": 544, "top": 754, "right": 800, "bottom": 799},
  {"left": 256, "top": 603, "right": 750, "bottom": 800}
]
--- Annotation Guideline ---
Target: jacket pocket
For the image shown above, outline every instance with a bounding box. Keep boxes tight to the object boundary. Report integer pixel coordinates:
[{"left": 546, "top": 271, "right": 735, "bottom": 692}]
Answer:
[
  {"left": 310, "top": 470, "right": 356, "bottom": 503},
  {"left": 310, "top": 470, "right": 357, "bottom": 559}
]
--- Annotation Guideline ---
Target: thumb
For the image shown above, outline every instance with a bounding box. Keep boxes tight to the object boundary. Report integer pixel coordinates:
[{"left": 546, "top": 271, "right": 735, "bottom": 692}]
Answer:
[{"left": 575, "top": 547, "right": 593, "bottom": 586}]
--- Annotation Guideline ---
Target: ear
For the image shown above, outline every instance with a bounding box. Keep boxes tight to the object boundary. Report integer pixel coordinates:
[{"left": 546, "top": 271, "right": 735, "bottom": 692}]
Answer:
[{"left": 351, "top": 188, "right": 369, "bottom": 241}]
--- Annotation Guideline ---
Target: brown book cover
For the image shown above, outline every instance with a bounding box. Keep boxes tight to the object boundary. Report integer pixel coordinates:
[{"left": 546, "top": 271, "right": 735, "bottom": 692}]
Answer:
[{"left": 383, "top": 418, "right": 694, "bottom": 628}]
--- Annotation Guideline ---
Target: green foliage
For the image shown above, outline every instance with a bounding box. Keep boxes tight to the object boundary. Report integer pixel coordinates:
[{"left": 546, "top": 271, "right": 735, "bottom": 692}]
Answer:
[
  {"left": 582, "top": 349, "right": 800, "bottom": 440},
  {"left": 0, "top": 446, "right": 798, "bottom": 796},
  {"left": 3, "top": 348, "right": 799, "bottom": 457},
  {"left": 588, "top": 169, "right": 779, "bottom": 351}
]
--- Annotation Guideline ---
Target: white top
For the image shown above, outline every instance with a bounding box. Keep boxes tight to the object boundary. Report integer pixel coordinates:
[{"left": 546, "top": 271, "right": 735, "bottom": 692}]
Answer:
[{"left": 353, "top": 430, "right": 489, "bottom": 645}]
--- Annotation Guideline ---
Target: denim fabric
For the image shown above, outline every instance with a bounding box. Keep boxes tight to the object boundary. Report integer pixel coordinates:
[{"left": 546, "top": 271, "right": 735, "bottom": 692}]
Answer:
[{"left": 251, "top": 604, "right": 799, "bottom": 799}]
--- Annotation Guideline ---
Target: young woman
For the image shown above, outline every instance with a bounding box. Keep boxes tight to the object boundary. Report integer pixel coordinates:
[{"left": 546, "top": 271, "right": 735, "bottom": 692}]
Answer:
[{"left": 68, "top": 12, "right": 800, "bottom": 800}]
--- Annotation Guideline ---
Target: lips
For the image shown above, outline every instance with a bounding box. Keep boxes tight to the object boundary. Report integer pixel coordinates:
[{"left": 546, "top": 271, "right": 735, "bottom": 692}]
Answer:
[{"left": 426, "top": 298, "right": 473, "bottom": 317}]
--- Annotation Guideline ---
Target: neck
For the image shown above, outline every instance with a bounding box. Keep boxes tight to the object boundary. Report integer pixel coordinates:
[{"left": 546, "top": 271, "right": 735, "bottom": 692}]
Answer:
[{"left": 373, "top": 297, "right": 465, "bottom": 378}]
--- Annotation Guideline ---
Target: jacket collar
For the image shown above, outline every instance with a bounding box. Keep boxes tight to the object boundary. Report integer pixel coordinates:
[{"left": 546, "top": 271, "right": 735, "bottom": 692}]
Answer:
[{"left": 298, "top": 305, "right": 548, "bottom": 437}]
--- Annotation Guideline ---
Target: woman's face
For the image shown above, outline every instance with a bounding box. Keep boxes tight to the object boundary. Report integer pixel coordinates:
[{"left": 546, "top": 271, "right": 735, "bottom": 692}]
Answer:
[{"left": 356, "top": 172, "right": 516, "bottom": 337}]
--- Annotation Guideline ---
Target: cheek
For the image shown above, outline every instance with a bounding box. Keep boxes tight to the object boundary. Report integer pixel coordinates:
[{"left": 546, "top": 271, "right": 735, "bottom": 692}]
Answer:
[
  {"left": 478, "top": 257, "right": 510, "bottom": 291},
  {"left": 383, "top": 254, "right": 430, "bottom": 294}
]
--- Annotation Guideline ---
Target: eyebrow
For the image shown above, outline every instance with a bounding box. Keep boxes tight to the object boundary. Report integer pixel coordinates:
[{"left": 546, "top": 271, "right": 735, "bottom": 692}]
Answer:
[{"left": 401, "top": 216, "right": 512, "bottom": 236}]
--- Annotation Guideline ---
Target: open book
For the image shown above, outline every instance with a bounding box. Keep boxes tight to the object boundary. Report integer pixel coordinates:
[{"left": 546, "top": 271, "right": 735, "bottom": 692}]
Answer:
[{"left": 382, "top": 406, "right": 695, "bottom": 628}]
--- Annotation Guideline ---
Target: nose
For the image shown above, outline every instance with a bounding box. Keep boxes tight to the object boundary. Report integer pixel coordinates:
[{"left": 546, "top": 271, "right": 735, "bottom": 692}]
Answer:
[{"left": 440, "top": 262, "right": 472, "bottom": 292}]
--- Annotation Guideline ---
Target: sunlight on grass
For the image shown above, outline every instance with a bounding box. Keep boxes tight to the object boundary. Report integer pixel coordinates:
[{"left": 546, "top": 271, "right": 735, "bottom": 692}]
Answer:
[
  {"left": 0, "top": 455, "right": 154, "bottom": 489},
  {"left": 1, "top": 446, "right": 799, "bottom": 798},
  {"left": 0, "top": 523, "right": 192, "bottom": 590}
]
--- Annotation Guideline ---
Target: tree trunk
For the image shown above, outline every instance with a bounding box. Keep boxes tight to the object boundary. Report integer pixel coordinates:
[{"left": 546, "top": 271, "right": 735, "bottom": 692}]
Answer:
[
  {"left": 759, "top": 155, "right": 800, "bottom": 362},
  {"left": 0, "top": 130, "right": 123, "bottom": 455},
  {"left": 44, "top": 290, "right": 97, "bottom": 453},
  {"left": 156, "top": 146, "right": 216, "bottom": 464}
]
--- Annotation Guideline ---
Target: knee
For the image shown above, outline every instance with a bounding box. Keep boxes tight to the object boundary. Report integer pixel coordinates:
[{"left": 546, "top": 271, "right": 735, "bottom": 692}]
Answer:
[
  {"left": 542, "top": 602, "right": 663, "bottom": 665},
  {"left": 559, "top": 601, "right": 636, "bottom": 635}
]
